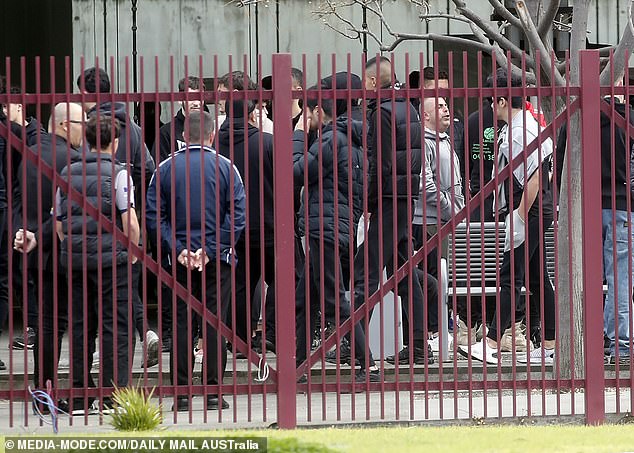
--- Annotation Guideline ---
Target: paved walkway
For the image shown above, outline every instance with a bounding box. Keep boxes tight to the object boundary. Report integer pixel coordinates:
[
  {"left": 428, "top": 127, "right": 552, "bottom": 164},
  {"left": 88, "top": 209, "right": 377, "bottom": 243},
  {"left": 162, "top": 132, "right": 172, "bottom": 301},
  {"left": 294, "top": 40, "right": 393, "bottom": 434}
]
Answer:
[{"left": 0, "top": 332, "right": 631, "bottom": 434}]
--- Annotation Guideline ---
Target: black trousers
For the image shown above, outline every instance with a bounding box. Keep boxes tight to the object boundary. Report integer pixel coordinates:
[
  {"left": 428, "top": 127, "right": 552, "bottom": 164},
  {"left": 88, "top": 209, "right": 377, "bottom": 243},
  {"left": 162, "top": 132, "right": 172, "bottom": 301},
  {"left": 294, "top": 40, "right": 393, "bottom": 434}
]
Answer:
[
  {"left": 412, "top": 224, "right": 441, "bottom": 333},
  {"left": 230, "top": 236, "right": 275, "bottom": 344},
  {"left": 0, "top": 210, "right": 7, "bottom": 335},
  {"left": 70, "top": 263, "right": 133, "bottom": 393},
  {"left": 33, "top": 253, "right": 68, "bottom": 389},
  {"left": 353, "top": 199, "right": 425, "bottom": 347},
  {"left": 487, "top": 214, "right": 556, "bottom": 342},
  {"left": 296, "top": 236, "right": 374, "bottom": 368},
  {"left": 131, "top": 262, "right": 144, "bottom": 339},
  {"left": 171, "top": 260, "right": 231, "bottom": 393}
]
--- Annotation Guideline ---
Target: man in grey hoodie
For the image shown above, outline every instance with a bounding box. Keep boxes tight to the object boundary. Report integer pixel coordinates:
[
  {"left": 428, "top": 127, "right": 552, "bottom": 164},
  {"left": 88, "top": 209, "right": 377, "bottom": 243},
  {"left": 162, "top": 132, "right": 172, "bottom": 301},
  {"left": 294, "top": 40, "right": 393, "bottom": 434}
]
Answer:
[{"left": 413, "top": 97, "right": 464, "bottom": 349}]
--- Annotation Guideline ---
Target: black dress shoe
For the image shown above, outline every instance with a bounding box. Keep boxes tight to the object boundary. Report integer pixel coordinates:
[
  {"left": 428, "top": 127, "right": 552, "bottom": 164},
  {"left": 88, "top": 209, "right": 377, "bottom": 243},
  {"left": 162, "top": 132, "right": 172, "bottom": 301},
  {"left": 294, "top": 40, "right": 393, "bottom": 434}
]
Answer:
[
  {"left": 171, "top": 397, "right": 189, "bottom": 412},
  {"left": 206, "top": 395, "right": 229, "bottom": 410},
  {"left": 0, "top": 358, "right": 6, "bottom": 371}
]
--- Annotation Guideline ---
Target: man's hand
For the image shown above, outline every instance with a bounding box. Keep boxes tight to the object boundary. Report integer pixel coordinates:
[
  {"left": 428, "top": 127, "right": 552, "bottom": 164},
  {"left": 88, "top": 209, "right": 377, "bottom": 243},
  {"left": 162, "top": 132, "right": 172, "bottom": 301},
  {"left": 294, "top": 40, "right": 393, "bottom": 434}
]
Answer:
[
  {"left": 194, "top": 248, "right": 209, "bottom": 271},
  {"left": 177, "top": 249, "right": 198, "bottom": 270},
  {"left": 504, "top": 209, "right": 526, "bottom": 252},
  {"left": 14, "top": 229, "right": 37, "bottom": 253}
]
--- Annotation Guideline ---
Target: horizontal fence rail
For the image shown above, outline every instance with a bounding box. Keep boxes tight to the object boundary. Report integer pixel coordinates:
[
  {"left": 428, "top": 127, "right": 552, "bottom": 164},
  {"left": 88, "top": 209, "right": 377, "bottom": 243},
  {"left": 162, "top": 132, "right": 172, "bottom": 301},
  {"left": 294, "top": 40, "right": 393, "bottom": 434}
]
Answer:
[{"left": 0, "top": 51, "right": 631, "bottom": 431}]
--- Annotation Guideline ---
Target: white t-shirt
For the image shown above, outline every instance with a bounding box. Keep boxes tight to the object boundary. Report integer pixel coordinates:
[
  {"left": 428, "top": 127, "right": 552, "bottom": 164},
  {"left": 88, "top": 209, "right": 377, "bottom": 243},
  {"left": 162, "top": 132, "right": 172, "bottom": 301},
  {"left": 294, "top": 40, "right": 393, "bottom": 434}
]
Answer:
[{"left": 494, "top": 110, "right": 553, "bottom": 214}]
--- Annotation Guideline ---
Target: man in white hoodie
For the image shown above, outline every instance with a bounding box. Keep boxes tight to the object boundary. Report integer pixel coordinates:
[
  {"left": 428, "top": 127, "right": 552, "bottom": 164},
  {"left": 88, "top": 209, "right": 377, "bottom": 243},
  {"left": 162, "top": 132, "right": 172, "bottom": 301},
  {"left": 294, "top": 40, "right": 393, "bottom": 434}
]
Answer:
[{"left": 413, "top": 97, "right": 464, "bottom": 350}]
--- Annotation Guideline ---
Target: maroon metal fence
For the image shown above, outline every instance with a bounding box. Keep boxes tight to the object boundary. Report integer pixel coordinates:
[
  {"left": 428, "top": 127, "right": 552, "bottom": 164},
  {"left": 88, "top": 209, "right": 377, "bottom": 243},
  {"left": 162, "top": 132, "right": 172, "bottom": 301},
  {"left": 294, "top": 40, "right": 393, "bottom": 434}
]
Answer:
[{"left": 0, "top": 50, "right": 631, "bottom": 431}]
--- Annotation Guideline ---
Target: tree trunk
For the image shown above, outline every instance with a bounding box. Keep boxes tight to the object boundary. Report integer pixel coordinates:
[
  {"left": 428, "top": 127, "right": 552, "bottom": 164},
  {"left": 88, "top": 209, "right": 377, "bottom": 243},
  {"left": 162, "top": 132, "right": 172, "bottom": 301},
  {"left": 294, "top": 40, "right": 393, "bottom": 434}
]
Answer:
[
  {"left": 556, "top": 113, "right": 585, "bottom": 380},
  {"left": 556, "top": 0, "right": 591, "bottom": 380}
]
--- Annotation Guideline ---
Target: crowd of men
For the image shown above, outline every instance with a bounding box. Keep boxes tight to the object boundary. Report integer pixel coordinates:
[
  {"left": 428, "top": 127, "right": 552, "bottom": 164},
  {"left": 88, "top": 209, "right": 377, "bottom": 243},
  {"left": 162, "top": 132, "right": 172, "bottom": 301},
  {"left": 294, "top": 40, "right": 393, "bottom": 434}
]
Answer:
[{"left": 0, "top": 55, "right": 631, "bottom": 414}]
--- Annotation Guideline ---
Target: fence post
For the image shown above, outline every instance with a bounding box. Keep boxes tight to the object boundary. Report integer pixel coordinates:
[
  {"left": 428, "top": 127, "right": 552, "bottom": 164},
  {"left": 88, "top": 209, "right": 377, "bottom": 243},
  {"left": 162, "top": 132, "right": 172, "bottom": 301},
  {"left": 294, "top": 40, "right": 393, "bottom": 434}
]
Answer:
[
  {"left": 271, "top": 53, "right": 297, "bottom": 429},
  {"left": 580, "top": 50, "right": 605, "bottom": 425}
]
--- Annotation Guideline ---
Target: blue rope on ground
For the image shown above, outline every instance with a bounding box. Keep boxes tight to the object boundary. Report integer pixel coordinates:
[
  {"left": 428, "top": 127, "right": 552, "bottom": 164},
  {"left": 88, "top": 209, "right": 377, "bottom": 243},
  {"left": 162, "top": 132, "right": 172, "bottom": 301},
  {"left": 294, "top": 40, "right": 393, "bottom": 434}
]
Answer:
[{"left": 28, "top": 381, "right": 69, "bottom": 434}]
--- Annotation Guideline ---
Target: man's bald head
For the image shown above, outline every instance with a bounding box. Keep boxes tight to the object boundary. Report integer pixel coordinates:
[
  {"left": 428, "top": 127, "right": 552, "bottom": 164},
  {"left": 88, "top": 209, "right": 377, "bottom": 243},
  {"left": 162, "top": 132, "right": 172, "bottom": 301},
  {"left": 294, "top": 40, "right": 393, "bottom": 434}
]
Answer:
[
  {"left": 49, "top": 102, "right": 85, "bottom": 148},
  {"left": 423, "top": 97, "right": 450, "bottom": 133},
  {"left": 365, "top": 56, "right": 394, "bottom": 90}
]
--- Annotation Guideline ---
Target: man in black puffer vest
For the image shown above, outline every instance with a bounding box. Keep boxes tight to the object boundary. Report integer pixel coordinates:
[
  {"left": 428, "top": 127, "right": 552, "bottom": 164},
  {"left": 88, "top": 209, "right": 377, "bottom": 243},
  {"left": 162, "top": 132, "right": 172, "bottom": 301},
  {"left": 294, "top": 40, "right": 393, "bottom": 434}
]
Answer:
[
  {"left": 57, "top": 116, "right": 140, "bottom": 414},
  {"left": 353, "top": 56, "right": 432, "bottom": 365},
  {"left": 77, "top": 67, "right": 158, "bottom": 367},
  {"left": 293, "top": 77, "right": 379, "bottom": 383}
]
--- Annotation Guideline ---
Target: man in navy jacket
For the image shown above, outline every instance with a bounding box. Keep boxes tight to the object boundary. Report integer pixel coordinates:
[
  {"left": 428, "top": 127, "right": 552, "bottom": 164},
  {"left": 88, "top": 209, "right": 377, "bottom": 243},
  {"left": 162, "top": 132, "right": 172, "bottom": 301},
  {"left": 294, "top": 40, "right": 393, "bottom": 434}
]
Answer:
[{"left": 146, "top": 110, "right": 245, "bottom": 412}]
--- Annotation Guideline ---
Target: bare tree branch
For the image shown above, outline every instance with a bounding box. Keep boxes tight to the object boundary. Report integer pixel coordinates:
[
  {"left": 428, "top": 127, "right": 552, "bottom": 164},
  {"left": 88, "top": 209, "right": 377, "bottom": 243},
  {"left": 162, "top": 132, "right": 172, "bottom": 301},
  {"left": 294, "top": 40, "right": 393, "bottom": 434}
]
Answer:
[
  {"left": 451, "top": 0, "right": 529, "bottom": 64},
  {"left": 419, "top": 13, "right": 472, "bottom": 25},
  {"left": 488, "top": 0, "right": 522, "bottom": 29},
  {"left": 537, "top": 0, "right": 561, "bottom": 39},
  {"left": 515, "top": 1, "right": 566, "bottom": 86}
]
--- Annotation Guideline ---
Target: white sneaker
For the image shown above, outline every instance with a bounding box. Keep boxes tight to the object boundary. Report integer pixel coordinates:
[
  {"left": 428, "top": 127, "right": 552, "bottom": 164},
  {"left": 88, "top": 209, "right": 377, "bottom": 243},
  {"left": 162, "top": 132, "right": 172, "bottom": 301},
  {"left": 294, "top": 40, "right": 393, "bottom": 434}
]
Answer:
[
  {"left": 458, "top": 339, "right": 499, "bottom": 365},
  {"left": 428, "top": 334, "right": 452, "bottom": 353},
  {"left": 428, "top": 335, "right": 439, "bottom": 353},
  {"left": 92, "top": 352, "right": 100, "bottom": 369},
  {"left": 517, "top": 346, "right": 554, "bottom": 364},
  {"left": 194, "top": 347, "right": 204, "bottom": 364},
  {"left": 144, "top": 330, "right": 159, "bottom": 368}
]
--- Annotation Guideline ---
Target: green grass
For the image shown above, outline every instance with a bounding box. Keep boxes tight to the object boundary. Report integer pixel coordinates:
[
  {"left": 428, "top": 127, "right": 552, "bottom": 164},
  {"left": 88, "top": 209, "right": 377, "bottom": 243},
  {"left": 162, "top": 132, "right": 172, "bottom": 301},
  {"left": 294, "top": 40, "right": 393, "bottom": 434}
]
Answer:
[
  {"left": 108, "top": 385, "right": 162, "bottom": 431},
  {"left": 3, "top": 425, "right": 634, "bottom": 452}
]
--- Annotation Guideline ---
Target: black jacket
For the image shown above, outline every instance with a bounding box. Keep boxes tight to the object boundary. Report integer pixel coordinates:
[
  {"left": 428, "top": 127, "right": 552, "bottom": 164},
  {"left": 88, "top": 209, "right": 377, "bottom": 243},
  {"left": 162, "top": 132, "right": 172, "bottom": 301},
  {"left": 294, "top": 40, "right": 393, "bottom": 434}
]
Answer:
[
  {"left": 293, "top": 117, "right": 364, "bottom": 246},
  {"left": 87, "top": 102, "right": 156, "bottom": 209},
  {"left": 152, "top": 109, "right": 185, "bottom": 164},
  {"left": 556, "top": 99, "right": 634, "bottom": 211},
  {"left": 366, "top": 95, "right": 422, "bottom": 211},
  {"left": 217, "top": 118, "right": 275, "bottom": 247},
  {"left": 0, "top": 117, "right": 45, "bottom": 209},
  {"left": 13, "top": 133, "right": 81, "bottom": 259},
  {"left": 59, "top": 153, "right": 127, "bottom": 270}
]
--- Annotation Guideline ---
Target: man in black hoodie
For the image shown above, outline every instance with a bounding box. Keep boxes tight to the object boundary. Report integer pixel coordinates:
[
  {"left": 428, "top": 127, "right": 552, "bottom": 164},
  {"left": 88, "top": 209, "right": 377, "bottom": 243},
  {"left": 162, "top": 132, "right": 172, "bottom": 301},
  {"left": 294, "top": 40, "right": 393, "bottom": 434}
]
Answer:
[
  {"left": 152, "top": 76, "right": 205, "bottom": 163},
  {"left": 293, "top": 78, "right": 379, "bottom": 382},
  {"left": 353, "top": 56, "right": 430, "bottom": 365},
  {"left": 217, "top": 98, "right": 276, "bottom": 351},
  {"left": 76, "top": 67, "right": 158, "bottom": 365},
  {"left": 1, "top": 87, "right": 46, "bottom": 354},
  {"left": 556, "top": 71, "right": 634, "bottom": 365}
]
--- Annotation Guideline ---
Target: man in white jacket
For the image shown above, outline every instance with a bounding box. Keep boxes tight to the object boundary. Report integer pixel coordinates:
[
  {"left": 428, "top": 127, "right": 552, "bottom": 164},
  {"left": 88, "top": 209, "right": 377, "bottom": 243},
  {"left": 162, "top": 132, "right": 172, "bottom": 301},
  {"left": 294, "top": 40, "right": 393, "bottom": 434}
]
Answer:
[{"left": 413, "top": 97, "right": 464, "bottom": 351}]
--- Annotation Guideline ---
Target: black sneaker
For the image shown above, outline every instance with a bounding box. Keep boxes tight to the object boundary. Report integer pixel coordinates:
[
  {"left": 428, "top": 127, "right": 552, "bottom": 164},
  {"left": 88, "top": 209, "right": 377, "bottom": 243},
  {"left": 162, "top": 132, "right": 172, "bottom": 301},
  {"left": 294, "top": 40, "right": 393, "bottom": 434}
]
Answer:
[
  {"left": 254, "top": 337, "right": 276, "bottom": 354},
  {"left": 0, "top": 358, "right": 5, "bottom": 371},
  {"left": 530, "top": 326, "right": 542, "bottom": 349},
  {"left": 386, "top": 344, "right": 434, "bottom": 365},
  {"left": 608, "top": 354, "right": 631, "bottom": 366},
  {"left": 206, "top": 395, "right": 229, "bottom": 410},
  {"left": 172, "top": 397, "right": 190, "bottom": 412},
  {"left": 324, "top": 339, "right": 360, "bottom": 366},
  {"left": 354, "top": 368, "right": 381, "bottom": 384},
  {"left": 11, "top": 327, "right": 36, "bottom": 350},
  {"left": 604, "top": 335, "right": 612, "bottom": 357},
  {"left": 69, "top": 399, "right": 98, "bottom": 416},
  {"left": 161, "top": 336, "right": 172, "bottom": 353}
]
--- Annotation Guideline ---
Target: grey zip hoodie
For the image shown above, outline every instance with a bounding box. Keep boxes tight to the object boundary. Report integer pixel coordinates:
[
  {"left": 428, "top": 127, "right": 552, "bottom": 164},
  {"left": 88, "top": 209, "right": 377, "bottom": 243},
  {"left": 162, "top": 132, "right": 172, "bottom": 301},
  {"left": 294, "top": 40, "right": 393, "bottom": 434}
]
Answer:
[{"left": 414, "top": 127, "right": 465, "bottom": 225}]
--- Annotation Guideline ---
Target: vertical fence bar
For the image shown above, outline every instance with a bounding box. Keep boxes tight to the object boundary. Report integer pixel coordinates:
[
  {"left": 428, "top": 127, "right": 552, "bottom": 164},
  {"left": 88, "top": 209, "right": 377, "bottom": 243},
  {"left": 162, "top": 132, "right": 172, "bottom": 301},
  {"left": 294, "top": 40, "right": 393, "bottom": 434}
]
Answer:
[
  {"left": 579, "top": 50, "right": 605, "bottom": 425},
  {"left": 271, "top": 53, "right": 296, "bottom": 429}
]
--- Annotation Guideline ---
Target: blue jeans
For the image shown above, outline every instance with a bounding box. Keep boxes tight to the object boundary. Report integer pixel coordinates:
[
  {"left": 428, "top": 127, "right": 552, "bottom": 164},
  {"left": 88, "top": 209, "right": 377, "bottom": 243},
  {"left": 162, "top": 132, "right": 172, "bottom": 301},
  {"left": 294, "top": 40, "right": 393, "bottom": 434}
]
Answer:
[{"left": 602, "top": 209, "right": 633, "bottom": 356}]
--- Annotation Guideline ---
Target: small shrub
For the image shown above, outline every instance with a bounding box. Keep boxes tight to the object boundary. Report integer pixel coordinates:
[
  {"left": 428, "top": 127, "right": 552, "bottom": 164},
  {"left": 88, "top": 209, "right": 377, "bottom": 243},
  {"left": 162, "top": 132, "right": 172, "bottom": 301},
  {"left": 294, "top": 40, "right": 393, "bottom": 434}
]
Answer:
[{"left": 108, "top": 385, "right": 162, "bottom": 431}]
